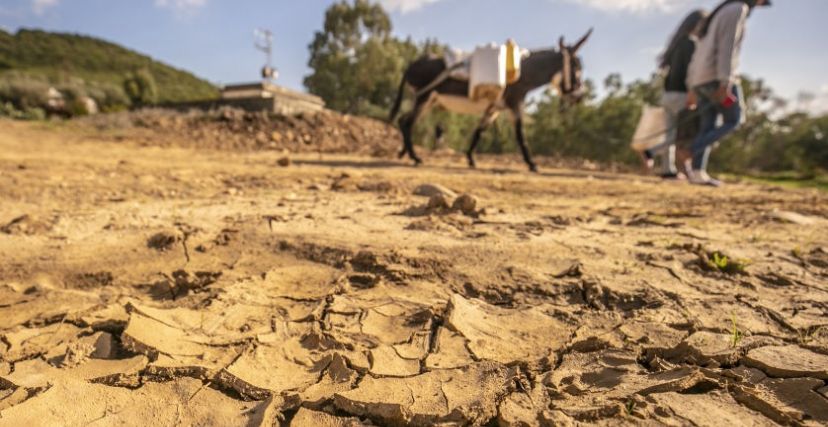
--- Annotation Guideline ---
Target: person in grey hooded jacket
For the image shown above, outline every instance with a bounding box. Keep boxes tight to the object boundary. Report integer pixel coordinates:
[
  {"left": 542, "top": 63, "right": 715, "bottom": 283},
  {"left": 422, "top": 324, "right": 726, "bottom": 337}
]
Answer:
[{"left": 685, "top": 0, "right": 772, "bottom": 186}]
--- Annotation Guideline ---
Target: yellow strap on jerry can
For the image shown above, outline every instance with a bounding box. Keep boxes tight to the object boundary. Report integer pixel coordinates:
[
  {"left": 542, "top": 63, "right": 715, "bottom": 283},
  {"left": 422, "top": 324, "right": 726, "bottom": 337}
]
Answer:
[{"left": 505, "top": 39, "right": 520, "bottom": 85}]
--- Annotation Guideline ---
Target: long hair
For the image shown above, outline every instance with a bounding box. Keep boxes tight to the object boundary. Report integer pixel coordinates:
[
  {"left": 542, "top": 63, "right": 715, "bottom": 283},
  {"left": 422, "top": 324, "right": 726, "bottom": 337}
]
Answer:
[
  {"left": 699, "top": 0, "right": 757, "bottom": 38},
  {"left": 659, "top": 9, "right": 708, "bottom": 70}
]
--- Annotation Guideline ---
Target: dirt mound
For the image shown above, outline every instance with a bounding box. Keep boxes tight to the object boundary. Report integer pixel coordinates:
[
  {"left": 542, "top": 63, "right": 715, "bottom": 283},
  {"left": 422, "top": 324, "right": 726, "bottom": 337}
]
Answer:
[{"left": 79, "top": 107, "right": 401, "bottom": 157}]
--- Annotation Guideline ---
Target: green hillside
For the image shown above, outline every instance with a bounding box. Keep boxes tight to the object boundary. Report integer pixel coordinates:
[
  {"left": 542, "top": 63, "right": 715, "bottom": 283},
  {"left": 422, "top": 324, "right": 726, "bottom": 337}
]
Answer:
[{"left": 0, "top": 28, "right": 218, "bottom": 104}]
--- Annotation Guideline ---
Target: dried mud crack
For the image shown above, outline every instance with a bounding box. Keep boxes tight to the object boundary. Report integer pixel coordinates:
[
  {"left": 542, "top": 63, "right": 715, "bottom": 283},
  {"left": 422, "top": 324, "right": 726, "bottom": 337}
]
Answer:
[{"left": 1, "top": 120, "right": 828, "bottom": 425}]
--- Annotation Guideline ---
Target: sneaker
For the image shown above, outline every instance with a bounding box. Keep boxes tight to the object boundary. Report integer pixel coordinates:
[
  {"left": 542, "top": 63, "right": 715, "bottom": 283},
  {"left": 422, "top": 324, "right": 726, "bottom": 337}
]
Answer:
[
  {"left": 688, "top": 169, "right": 722, "bottom": 187},
  {"left": 695, "top": 178, "right": 722, "bottom": 187}
]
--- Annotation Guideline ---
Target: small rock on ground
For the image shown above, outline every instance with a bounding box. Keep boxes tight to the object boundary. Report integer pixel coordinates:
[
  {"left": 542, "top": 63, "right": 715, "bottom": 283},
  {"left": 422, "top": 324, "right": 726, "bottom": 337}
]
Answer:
[
  {"left": 413, "top": 183, "right": 456, "bottom": 199},
  {"left": 743, "top": 345, "right": 828, "bottom": 380},
  {"left": 452, "top": 194, "right": 478, "bottom": 215}
]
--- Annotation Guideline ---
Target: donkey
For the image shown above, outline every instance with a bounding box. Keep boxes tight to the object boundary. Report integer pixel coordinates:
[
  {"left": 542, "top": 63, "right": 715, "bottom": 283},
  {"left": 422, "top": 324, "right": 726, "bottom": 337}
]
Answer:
[{"left": 389, "top": 30, "right": 593, "bottom": 172}]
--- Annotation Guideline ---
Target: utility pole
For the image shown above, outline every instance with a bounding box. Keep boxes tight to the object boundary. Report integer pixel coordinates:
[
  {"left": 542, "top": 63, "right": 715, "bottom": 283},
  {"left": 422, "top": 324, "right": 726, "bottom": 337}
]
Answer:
[{"left": 254, "top": 28, "right": 278, "bottom": 82}]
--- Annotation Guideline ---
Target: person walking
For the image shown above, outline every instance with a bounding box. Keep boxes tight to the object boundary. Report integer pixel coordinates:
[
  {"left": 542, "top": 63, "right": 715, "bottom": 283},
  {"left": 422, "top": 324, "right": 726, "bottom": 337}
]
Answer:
[
  {"left": 685, "top": 0, "right": 772, "bottom": 186},
  {"left": 645, "top": 9, "right": 708, "bottom": 179}
]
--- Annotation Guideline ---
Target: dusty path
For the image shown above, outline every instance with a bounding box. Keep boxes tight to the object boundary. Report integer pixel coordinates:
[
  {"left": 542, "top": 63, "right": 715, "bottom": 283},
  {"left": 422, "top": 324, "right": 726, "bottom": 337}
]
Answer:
[{"left": 1, "top": 119, "right": 827, "bottom": 426}]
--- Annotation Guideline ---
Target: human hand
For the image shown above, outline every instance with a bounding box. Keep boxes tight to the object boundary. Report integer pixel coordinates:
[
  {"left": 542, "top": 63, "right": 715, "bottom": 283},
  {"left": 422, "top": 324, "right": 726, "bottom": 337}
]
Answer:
[
  {"left": 686, "top": 92, "right": 697, "bottom": 110},
  {"left": 713, "top": 83, "right": 730, "bottom": 104}
]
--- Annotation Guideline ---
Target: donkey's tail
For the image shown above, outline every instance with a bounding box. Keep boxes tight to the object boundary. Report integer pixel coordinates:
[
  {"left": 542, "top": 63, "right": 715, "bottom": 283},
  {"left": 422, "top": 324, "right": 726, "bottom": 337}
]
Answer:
[{"left": 388, "top": 73, "right": 407, "bottom": 124}]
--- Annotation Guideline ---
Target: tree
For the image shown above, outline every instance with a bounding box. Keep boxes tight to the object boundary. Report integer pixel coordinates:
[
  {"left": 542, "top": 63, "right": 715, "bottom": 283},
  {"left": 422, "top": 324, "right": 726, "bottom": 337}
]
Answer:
[
  {"left": 604, "top": 73, "right": 623, "bottom": 97},
  {"left": 304, "top": 0, "right": 420, "bottom": 116},
  {"left": 123, "top": 69, "right": 157, "bottom": 107}
]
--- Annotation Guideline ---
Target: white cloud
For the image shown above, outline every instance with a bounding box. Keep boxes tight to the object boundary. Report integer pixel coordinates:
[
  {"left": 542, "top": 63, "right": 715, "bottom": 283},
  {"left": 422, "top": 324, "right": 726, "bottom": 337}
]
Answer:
[
  {"left": 812, "top": 86, "right": 828, "bottom": 115},
  {"left": 559, "top": 0, "right": 687, "bottom": 13},
  {"left": 377, "top": 0, "right": 442, "bottom": 13},
  {"left": 32, "top": 0, "right": 59, "bottom": 16},
  {"left": 154, "top": 0, "right": 207, "bottom": 12},
  {"left": 791, "top": 86, "right": 828, "bottom": 116},
  {"left": 377, "top": 0, "right": 691, "bottom": 15},
  {"left": 811, "top": 97, "right": 828, "bottom": 115}
]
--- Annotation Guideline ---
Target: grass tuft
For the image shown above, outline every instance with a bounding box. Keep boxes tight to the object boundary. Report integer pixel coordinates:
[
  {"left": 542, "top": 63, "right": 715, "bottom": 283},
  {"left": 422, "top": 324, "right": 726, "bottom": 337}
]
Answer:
[
  {"left": 730, "top": 314, "right": 743, "bottom": 348},
  {"left": 702, "top": 251, "right": 750, "bottom": 275}
]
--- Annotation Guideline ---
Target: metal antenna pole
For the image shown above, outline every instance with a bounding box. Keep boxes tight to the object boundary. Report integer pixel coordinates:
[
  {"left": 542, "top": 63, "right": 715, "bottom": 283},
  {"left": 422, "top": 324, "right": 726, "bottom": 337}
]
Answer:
[{"left": 254, "top": 28, "right": 277, "bottom": 82}]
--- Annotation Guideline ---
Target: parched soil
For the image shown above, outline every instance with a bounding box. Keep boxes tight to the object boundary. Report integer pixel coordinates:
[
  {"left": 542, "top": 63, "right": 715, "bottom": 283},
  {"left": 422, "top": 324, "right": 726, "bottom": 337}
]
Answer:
[{"left": 1, "top": 117, "right": 827, "bottom": 426}]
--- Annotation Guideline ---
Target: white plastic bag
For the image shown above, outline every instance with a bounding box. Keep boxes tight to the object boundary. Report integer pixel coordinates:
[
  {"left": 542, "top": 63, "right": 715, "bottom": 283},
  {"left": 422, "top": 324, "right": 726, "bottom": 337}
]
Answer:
[{"left": 631, "top": 105, "right": 669, "bottom": 151}]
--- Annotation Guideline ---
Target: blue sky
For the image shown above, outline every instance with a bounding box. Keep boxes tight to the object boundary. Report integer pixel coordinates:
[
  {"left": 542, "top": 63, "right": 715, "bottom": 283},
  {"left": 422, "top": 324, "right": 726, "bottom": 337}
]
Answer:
[{"left": 2, "top": 0, "right": 827, "bottom": 112}]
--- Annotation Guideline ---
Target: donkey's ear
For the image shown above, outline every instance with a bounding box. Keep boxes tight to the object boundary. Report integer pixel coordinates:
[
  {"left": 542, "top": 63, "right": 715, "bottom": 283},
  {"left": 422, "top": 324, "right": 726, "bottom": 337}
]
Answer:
[
  {"left": 558, "top": 36, "right": 566, "bottom": 51},
  {"left": 572, "top": 28, "right": 593, "bottom": 53}
]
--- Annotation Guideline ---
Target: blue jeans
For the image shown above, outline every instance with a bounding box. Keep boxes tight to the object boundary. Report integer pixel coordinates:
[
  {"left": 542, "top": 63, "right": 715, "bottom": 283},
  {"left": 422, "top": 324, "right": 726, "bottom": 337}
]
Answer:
[{"left": 691, "top": 81, "right": 744, "bottom": 171}]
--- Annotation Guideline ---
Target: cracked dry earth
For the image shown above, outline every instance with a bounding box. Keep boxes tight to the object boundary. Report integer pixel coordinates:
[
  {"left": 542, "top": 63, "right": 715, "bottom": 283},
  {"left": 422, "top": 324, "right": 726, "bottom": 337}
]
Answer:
[{"left": 1, "top": 120, "right": 828, "bottom": 427}]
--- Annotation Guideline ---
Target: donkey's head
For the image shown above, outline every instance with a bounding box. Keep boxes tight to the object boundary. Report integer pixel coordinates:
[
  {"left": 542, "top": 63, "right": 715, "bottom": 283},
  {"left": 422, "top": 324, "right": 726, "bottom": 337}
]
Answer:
[{"left": 553, "top": 28, "right": 592, "bottom": 104}]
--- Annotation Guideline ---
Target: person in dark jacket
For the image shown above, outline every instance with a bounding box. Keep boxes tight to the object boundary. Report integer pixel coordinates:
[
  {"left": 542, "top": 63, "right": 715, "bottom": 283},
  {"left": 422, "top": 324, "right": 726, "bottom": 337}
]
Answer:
[
  {"left": 643, "top": 9, "right": 708, "bottom": 179},
  {"left": 685, "top": 0, "right": 772, "bottom": 186}
]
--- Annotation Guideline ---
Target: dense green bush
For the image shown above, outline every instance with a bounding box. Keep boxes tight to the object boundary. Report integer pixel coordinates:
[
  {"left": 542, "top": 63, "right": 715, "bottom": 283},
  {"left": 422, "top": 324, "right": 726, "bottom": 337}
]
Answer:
[
  {"left": 0, "top": 71, "right": 134, "bottom": 116},
  {"left": 0, "top": 100, "right": 45, "bottom": 120},
  {"left": 0, "top": 75, "right": 50, "bottom": 110},
  {"left": 123, "top": 69, "right": 158, "bottom": 107},
  {"left": 92, "top": 84, "right": 130, "bottom": 112}
]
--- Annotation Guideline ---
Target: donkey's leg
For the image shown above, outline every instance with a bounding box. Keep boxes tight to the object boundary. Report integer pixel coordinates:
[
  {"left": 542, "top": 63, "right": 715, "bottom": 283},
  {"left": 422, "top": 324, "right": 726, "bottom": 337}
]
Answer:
[
  {"left": 397, "top": 108, "right": 421, "bottom": 161},
  {"left": 399, "top": 98, "right": 427, "bottom": 165},
  {"left": 505, "top": 105, "right": 538, "bottom": 172},
  {"left": 467, "top": 108, "right": 499, "bottom": 169},
  {"left": 398, "top": 142, "right": 408, "bottom": 159},
  {"left": 401, "top": 93, "right": 435, "bottom": 165},
  {"left": 399, "top": 113, "right": 423, "bottom": 165},
  {"left": 398, "top": 112, "right": 413, "bottom": 159},
  {"left": 513, "top": 117, "right": 537, "bottom": 172},
  {"left": 467, "top": 128, "right": 484, "bottom": 169}
]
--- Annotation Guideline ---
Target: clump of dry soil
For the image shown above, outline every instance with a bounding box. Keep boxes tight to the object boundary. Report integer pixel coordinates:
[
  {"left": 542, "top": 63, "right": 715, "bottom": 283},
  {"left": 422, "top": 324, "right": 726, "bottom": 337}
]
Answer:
[{"left": 76, "top": 107, "right": 401, "bottom": 157}]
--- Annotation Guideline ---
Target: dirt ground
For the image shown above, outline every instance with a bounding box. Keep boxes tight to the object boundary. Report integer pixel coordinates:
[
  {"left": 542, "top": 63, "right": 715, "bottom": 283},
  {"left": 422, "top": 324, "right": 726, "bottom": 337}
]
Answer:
[{"left": 1, "top": 118, "right": 827, "bottom": 426}]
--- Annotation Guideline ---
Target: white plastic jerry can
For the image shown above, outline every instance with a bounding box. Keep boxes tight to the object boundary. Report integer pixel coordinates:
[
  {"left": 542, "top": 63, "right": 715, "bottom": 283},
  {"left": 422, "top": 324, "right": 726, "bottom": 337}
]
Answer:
[{"left": 469, "top": 43, "right": 507, "bottom": 103}]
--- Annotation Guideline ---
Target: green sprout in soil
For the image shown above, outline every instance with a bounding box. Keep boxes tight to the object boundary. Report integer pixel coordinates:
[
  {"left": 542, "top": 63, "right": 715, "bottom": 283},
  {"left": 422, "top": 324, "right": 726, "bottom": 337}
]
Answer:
[
  {"left": 624, "top": 399, "right": 636, "bottom": 416},
  {"left": 705, "top": 251, "right": 750, "bottom": 275},
  {"left": 730, "top": 314, "right": 743, "bottom": 348}
]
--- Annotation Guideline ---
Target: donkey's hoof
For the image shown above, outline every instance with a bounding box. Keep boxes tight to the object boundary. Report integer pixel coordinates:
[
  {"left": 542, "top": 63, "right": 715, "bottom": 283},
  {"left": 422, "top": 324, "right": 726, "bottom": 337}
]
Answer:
[
  {"left": 413, "top": 158, "right": 423, "bottom": 166},
  {"left": 398, "top": 150, "right": 407, "bottom": 159},
  {"left": 529, "top": 164, "right": 539, "bottom": 173},
  {"left": 467, "top": 157, "right": 476, "bottom": 169}
]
